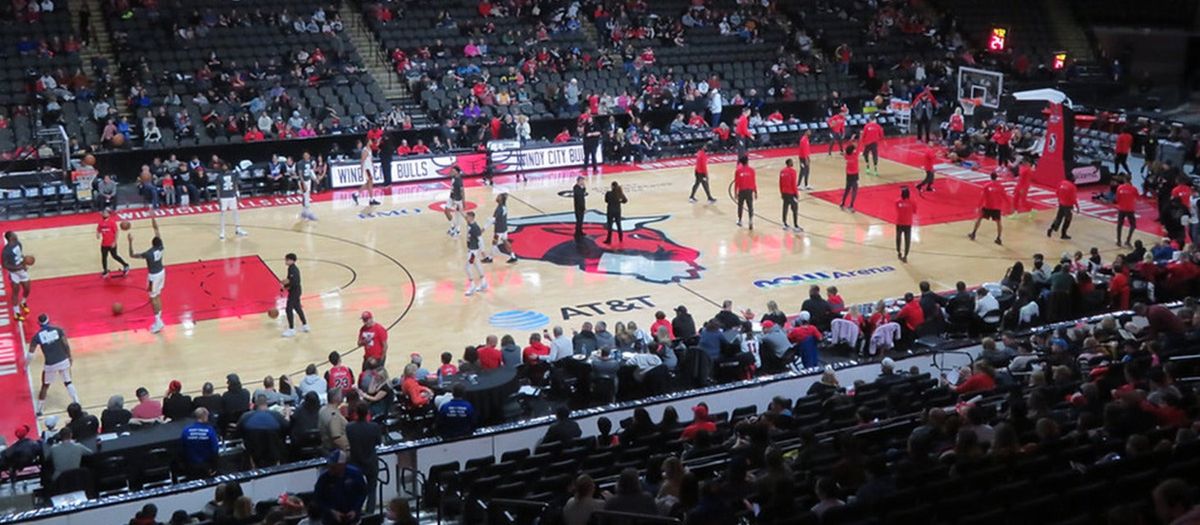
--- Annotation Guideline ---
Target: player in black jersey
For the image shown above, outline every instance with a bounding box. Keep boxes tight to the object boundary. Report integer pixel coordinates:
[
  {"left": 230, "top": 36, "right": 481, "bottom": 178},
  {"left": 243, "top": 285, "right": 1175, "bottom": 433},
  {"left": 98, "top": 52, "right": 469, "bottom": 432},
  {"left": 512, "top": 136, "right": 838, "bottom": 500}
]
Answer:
[
  {"left": 281, "top": 253, "right": 309, "bottom": 337},
  {"left": 216, "top": 170, "right": 247, "bottom": 240},
  {"left": 464, "top": 211, "right": 488, "bottom": 296},
  {"left": 27, "top": 314, "right": 79, "bottom": 415},
  {"left": 482, "top": 192, "right": 518, "bottom": 264},
  {"left": 444, "top": 167, "right": 465, "bottom": 237}
]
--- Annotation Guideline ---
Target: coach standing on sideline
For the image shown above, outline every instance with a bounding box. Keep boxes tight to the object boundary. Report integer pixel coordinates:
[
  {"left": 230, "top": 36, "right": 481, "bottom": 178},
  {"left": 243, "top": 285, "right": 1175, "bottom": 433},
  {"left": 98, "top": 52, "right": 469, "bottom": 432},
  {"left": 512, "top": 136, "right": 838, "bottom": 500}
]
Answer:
[
  {"left": 582, "top": 113, "right": 601, "bottom": 175},
  {"left": 573, "top": 176, "right": 588, "bottom": 237}
]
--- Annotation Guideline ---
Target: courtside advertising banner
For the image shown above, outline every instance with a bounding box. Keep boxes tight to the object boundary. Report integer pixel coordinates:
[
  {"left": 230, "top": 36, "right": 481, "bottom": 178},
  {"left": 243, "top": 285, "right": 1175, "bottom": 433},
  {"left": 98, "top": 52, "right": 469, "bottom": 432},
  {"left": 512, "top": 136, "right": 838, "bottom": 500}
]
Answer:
[
  {"left": 1033, "top": 102, "right": 1066, "bottom": 186},
  {"left": 330, "top": 160, "right": 387, "bottom": 189},
  {"left": 490, "top": 143, "right": 596, "bottom": 173}
]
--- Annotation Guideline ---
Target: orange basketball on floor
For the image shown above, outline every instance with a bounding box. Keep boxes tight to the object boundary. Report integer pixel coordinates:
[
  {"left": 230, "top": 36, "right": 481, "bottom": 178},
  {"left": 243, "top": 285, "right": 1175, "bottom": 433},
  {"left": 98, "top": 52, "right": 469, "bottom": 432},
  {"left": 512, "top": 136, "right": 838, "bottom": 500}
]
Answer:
[
  {"left": 112, "top": 302, "right": 124, "bottom": 315},
  {"left": 119, "top": 221, "right": 131, "bottom": 231},
  {"left": 267, "top": 308, "right": 279, "bottom": 319},
  {"left": 110, "top": 133, "right": 126, "bottom": 147},
  {"left": 22, "top": 255, "right": 35, "bottom": 267},
  {"left": 82, "top": 154, "right": 96, "bottom": 166}
]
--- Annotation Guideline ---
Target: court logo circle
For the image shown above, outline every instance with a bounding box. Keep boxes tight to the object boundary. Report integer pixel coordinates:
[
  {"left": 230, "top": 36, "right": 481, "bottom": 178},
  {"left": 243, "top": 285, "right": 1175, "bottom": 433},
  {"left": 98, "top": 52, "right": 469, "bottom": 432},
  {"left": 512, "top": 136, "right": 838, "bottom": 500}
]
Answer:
[{"left": 489, "top": 310, "right": 550, "bottom": 330}]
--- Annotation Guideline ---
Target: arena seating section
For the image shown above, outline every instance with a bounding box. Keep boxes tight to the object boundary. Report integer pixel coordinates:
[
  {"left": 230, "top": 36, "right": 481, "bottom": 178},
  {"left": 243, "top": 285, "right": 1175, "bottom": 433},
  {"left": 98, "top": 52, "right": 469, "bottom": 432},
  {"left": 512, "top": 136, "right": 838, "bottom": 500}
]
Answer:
[{"left": 102, "top": 0, "right": 389, "bottom": 149}]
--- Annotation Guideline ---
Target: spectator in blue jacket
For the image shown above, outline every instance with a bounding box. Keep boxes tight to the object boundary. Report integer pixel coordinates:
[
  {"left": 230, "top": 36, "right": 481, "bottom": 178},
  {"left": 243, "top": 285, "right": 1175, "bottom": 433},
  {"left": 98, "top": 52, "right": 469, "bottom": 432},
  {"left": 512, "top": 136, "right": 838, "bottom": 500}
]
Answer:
[
  {"left": 180, "top": 407, "right": 219, "bottom": 477},
  {"left": 436, "top": 384, "right": 477, "bottom": 439}
]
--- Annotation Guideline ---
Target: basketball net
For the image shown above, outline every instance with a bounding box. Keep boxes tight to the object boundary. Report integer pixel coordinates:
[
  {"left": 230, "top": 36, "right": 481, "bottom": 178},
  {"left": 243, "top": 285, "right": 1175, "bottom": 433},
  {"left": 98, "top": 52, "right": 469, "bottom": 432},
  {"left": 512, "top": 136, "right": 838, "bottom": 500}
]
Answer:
[{"left": 960, "top": 98, "right": 982, "bottom": 116}]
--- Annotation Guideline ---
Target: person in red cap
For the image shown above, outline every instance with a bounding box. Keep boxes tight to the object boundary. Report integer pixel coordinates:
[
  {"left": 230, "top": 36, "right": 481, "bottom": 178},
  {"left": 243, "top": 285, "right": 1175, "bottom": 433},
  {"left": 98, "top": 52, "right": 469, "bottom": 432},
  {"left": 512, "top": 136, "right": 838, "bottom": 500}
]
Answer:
[
  {"left": 680, "top": 403, "right": 716, "bottom": 441},
  {"left": 162, "top": 379, "right": 193, "bottom": 421},
  {"left": 357, "top": 311, "right": 388, "bottom": 368}
]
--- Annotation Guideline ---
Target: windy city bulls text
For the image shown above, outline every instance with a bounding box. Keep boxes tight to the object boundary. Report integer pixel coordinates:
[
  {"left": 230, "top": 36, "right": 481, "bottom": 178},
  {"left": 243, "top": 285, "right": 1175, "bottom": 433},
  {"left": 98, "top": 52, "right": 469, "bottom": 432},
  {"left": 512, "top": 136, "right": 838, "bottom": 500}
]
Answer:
[{"left": 561, "top": 295, "right": 654, "bottom": 320}]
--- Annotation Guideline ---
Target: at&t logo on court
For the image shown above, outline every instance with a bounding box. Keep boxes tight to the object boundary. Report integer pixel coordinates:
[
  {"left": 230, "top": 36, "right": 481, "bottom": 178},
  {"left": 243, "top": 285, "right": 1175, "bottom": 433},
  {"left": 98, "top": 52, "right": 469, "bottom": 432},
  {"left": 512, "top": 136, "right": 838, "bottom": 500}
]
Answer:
[
  {"left": 489, "top": 310, "right": 550, "bottom": 330},
  {"left": 753, "top": 266, "right": 895, "bottom": 289}
]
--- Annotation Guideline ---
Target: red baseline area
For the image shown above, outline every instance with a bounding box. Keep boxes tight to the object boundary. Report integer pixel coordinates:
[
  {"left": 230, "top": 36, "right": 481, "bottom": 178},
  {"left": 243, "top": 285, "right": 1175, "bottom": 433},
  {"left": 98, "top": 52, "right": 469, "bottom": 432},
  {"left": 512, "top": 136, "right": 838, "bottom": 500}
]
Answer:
[{"left": 809, "top": 177, "right": 1053, "bottom": 226}]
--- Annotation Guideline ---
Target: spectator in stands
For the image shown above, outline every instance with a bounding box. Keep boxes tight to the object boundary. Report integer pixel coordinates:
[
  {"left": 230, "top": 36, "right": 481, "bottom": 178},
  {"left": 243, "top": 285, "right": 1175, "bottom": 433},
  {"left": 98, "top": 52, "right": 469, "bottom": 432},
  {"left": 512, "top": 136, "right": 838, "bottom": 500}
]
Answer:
[
  {"left": 162, "top": 380, "right": 193, "bottom": 421},
  {"left": 181, "top": 408, "right": 219, "bottom": 477},
  {"left": 315, "top": 450, "right": 368, "bottom": 525},
  {"left": 2, "top": 425, "right": 41, "bottom": 480},
  {"left": 807, "top": 369, "right": 842, "bottom": 396},
  {"left": 573, "top": 322, "right": 598, "bottom": 354},
  {"left": 1134, "top": 302, "right": 1186, "bottom": 341},
  {"left": 320, "top": 388, "right": 350, "bottom": 453},
  {"left": 96, "top": 174, "right": 117, "bottom": 209},
  {"left": 194, "top": 382, "right": 222, "bottom": 421},
  {"left": 563, "top": 474, "right": 605, "bottom": 525},
  {"left": 101, "top": 395, "right": 131, "bottom": 432},
  {"left": 811, "top": 477, "right": 845, "bottom": 517},
  {"left": 542, "top": 406, "right": 582, "bottom": 445},
  {"left": 605, "top": 468, "right": 658, "bottom": 515},
  {"left": 801, "top": 286, "right": 832, "bottom": 330},
  {"left": 46, "top": 426, "right": 91, "bottom": 480},
  {"left": 681, "top": 404, "right": 717, "bottom": 441},
  {"left": 238, "top": 394, "right": 287, "bottom": 467},
  {"left": 946, "top": 361, "right": 997, "bottom": 394},
  {"left": 436, "top": 384, "right": 477, "bottom": 439},
  {"left": 298, "top": 364, "right": 328, "bottom": 404},
  {"left": 697, "top": 321, "right": 724, "bottom": 362},
  {"left": 1154, "top": 479, "right": 1200, "bottom": 525},
  {"left": 346, "top": 403, "right": 382, "bottom": 513},
  {"left": 221, "top": 374, "right": 251, "bottom": 428},
  {"left": 874, "top": 358, "right": 905, "bottom": 386},
  {"left": 589, "top": 348, "right": 621, "bottom": 402},
  {"left": 65, "top": 402, "right": 98, "bottom": 441},
  {"left": 894, "top": 292, "right": 925, "bottom": 343},
  {"left": 476, "top": 335, "right": 502, "bottom": 369},
  {"left": 672, "top": 305, "right": 697, "bottom": 341}
]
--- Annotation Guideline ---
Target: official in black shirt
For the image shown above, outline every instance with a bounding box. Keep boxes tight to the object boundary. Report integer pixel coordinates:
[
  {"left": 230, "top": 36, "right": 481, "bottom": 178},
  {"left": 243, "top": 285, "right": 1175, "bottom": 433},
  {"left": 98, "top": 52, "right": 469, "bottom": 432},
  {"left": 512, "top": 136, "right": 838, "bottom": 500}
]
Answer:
[
  {"left": 583, "top": 115, "right": 601, "bottom": 173},
  {"left": 604, "top": 181, "right": 627, "bottom": 244},
  {"left": 282, "top": 253, "right": 308, "bottom": 337},
  {"left": 572, "top": 177, "right": 588, "bottom": 237}
]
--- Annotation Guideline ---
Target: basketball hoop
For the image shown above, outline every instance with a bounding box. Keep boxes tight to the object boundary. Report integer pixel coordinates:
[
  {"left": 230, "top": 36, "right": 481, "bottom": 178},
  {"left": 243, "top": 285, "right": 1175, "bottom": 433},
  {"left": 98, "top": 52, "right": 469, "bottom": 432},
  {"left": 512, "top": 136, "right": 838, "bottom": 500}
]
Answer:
[{"left": 960, "top": 97, "right": 983, "bottom": 116}]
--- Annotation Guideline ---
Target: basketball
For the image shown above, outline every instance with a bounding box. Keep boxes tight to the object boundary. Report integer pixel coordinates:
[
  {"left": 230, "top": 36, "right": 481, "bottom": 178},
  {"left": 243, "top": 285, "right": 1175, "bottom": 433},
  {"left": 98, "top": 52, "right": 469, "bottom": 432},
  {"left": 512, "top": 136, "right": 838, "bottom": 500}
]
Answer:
[
  {"left": 267, "top": 308, "right": 279, "bottom": 319},
  {"left": 139, "top": 172, "right": 151, "bottom": 183},
  {"left": 22, "top": 255, "right": 35, "bottom": 267},
  {"left": 110, "top": 133, "right": 125, "bottom": 147},
  {"left": 119, "top": 221, "right": 131, "bottom": 231},
  {"left": 82, "top": 154, "right": 96, "bottom": 166},
  {"left": 111, "top": 302, "right": 123, "bottom": 315}
]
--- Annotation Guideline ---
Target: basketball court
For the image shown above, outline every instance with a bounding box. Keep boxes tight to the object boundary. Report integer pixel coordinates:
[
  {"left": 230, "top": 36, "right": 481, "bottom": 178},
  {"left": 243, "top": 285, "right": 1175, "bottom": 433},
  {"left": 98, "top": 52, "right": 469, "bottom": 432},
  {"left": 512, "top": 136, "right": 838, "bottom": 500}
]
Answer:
[{"left": 5, "top": 137, "right": 1159, "bottom": 427}]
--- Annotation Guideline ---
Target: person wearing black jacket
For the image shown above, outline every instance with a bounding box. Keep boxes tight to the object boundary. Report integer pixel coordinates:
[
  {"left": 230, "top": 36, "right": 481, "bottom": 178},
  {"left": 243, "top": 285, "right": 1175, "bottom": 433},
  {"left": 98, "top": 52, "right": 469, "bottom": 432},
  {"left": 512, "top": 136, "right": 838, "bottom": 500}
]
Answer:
[
  {"left": 541, "top": 406, "right": 582, "bottom": 445},
  {"left": 572, "top": 177, "right": 587, "bottom": 237},
  {"left": 800, "top": 286, "right": 832, "bottom": 331},
  {"left": 918, "top": 281, "right": 947, "bottom": 331},
  {"left": 582, "top": 114, "right": 601, "bottom": 174},
  {"left": 714, "top": 300, "right": 744, "bottom": 331},
  {"left": 346, "top": 403, "right": 382, "bottom": 512},
  {"left": 220, "top": 374, "right": 251, "bottom": 433},
  {"left": 672, "top": 306, "right": 698, "bottom": 341},
  {"left": 604, "top": 181, "right": 627, "bottom": 244}
]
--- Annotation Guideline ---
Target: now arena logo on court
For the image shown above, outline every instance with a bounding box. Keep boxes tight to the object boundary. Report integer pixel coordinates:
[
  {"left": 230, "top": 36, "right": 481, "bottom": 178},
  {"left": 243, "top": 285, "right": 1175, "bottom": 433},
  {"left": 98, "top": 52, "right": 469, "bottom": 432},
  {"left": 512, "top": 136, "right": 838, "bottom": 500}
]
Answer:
[
  {"left": 753, "top": 266, "right": 896, "bottom": 289},
  {"left": 357, "top": 208, "right": 425, "bottom": 220}
]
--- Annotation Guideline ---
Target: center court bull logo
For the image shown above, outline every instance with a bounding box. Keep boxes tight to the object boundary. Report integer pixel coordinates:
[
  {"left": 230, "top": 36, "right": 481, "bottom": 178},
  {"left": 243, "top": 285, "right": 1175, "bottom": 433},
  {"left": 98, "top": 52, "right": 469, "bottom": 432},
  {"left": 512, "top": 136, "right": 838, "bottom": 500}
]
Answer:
[{"left": 507, "top": 211, "right": 704, "bottom": 284}]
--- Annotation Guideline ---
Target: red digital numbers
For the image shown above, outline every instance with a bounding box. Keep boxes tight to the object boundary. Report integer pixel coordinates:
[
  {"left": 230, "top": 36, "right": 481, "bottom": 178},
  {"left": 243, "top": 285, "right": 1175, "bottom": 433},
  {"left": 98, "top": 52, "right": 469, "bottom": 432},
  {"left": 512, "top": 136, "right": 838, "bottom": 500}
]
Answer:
[{"left": 988, "top": 27, "right": 1007, "bottom": 52}]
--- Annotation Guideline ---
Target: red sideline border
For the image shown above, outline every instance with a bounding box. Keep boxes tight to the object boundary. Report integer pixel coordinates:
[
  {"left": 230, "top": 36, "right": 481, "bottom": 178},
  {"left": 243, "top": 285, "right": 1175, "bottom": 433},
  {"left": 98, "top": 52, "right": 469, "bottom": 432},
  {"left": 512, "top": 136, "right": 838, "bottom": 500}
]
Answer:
[{"left": 0, "top": 267, "right": 37, "bottom": 444}]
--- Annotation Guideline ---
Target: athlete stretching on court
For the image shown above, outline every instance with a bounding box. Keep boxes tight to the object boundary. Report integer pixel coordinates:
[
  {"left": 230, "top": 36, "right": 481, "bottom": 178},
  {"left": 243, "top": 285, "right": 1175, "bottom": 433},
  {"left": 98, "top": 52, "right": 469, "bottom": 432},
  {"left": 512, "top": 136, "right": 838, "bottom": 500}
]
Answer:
[
  {"left": 464, "top": 211, "right": 488, "bottom": 296},
  {"left": 968, "top": 172, "right": 1008, "bottom": 245},
  {"left": 840, "top": 145, "right": 860, "bottom": 212},
  {"left": 779, "top": 159, "right": 802, "bottom": 232},
  {"left": 482, "top": 192, "right": 518, "bottom": 264},
  {"left": 128, "top": 218, "right": 166, "bottom": 333},
  {"left": 26, "top": 314, "right": 79, "bottom": 415},
  {"left": 2, "top": 231, "right": 30, "bottom": 321},
  {"left": 689, "top": 143, "right": 716, "bottom": 203},
  {"left": 734, "top": 156, "right": 757, "bottom": 230},
  {"left": 353, "top": 140, "right": 381, "bottom": 206}
]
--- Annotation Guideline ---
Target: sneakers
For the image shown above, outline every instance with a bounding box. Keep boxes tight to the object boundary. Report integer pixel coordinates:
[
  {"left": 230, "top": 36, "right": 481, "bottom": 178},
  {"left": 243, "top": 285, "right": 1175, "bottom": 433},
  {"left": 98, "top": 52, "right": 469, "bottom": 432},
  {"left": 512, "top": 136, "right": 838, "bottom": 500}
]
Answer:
[
  {"left": 235, "top": 229, "right": 248, "bottom": 237},
  {"left": 352, "top": 192, "right": 360, "bottom": 205},
  {"left": 465, "top": 285, "right": 477, "bottom": 297},
  {"left": 369, "top": 199, "right": 381, "bottom": 206},
  {"left": 150, "top": 320, "right": 164, "bottom": 334},
  {"left": 101, "top": 270, "right": 109, "bottom": 279},
  {"left": 967, "top": 232, "right": 977, "bottom": 241},
  {"left": 282, "top": 329, "right": 296, "bottom": 338},
  {"left": 1046, "top": 228, "right": 1053, "bottom": 238},
  {"left": 122, "top": 265, "right": 129, "bottom": 277},
  {"left": 1061, "top": 234, "right": 1072, "bottom": 240},
  {"left": 708, "top": 198, "right": 718, "bottom": 204},
  {"left": 447, "top": 227, "right": 459, "bottom": 237},
  {"left": 481, "top": 257, "right": 494, "bottom": 264},
  {"left": 478, "top": 281, "right": 489, "bottom": 292},
  {"left": 506, "top": 257, "right": 518, "bottom": 264},
  {"left": 736, "top": 220, "right": 743, "bottom": 227},
  {"left": 219, "top": 232, "right": 226, "bottom": 240},
  {"left": 689, "top": 197, "right": 697, "bottom": 203},
  {"left": 794, "top": 226, "right": 805, "bottom": 233},
  {"left": 994, "top": 238, "right": 1003, "bottom": 245},
  {"left": 301, "top": 324, "right": 310, "bottom": 333}
]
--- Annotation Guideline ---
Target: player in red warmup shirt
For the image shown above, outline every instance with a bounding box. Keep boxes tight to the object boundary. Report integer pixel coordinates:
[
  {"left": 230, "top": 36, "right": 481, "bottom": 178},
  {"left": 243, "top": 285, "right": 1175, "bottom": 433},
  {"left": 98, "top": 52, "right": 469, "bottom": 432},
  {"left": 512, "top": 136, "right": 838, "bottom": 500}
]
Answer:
[
  {"left": 859, "top": 115, "right": 884, "bottom": 175},
  {"left": 916, "top": 146, "right": 937, "bottom": 192},
  {"left": 797, "top": 129, "right": 812, "bottom": 189},
  {"left": 357, "top": 311, "right": 389, "bottom": 367},
  {"left": 895, "top": 186, "right": 917, "bottom": 262},
  {"left": 689, "top": 144, "right": 716, "bottom": 203},
  {"left": 1047, "top": 173, "right": 1080, "bottom": 240},
  {"left": 826, "top": 109, "right": 847, "bottom": 156},
  {"left": 1116, "top": 175, "right": 1139, "bottom": 247},
  {"left": 778, "top": 159, "right": 802, "bottom": 232},
  {"left": 1114, "top": 128, "right": 1134, "bottom": 176},
  {"left": 96, "top": 209, "right": 130, "bottom": 277},
  {"left": 840, "top": 145, "right": 860, "bottom": 211},
  {"left": 735, "top": 107, "right": 753, "bottom": 149},
  {"left": 968, "top": 172, "right": 1009, "bottom": 245},
  {"left": 1010, "top": 156, "right": 1034, "bottom": 214},
  {"left": 733, "top": 157, "right": 758, "bottom": 229}
]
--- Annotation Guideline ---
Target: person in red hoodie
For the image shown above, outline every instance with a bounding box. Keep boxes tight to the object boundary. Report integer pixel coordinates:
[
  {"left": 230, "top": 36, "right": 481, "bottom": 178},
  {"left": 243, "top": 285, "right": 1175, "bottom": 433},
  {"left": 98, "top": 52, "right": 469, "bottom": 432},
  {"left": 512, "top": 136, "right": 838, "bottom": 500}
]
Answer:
[
  {"left": 893, "top": 291, "right": 925, "bottom": 343},
  {"left": 992, "top": 124, "right": 1013, "bottom": 166},
  {"left": 797, "top": 129, "right": 812, "bottom": 190},
  {"left": 680, "top": 403, "right": 716, "bottom": 441},
  {"left": 916, "top": 146, "right": 937, "bottom": 192},
  {"left": 840, "top": 144, "right": 860, "bottom": 212},
  {"left": 968, "top": 172, "right": 1008, "bottom": 245},
  {"left": 1116, "top": 175, "right": 1139, "bottom": 247},
  {"left": 826, "top": 109, "right": 847, "bottom": 156},
  {"left": 476, "top": 335, "right": 502, "bottom": 369},
  {"left": 689, "top": 143, "right": 716, "bottom": 203},
  {"left": 1047, "top": 172, "right": 1080, "bottom": 240},
  {"left": 859, "top": 115, "right": 884, "bottom": 175},
  {"left": 895, "top": 186, "right": 917, "bottom": 262},
  {"left": 1114, "top": 128, "right": 1133, "bottom": 176},
  {"left": 734, "top": 156, "right": 757, "bottom": 229},
  {"left": 1010, "top": 156, "right": 1034, "bottom": 215},
  {"left": 779, "top": 159, "right": 801, "bottom": 232}
]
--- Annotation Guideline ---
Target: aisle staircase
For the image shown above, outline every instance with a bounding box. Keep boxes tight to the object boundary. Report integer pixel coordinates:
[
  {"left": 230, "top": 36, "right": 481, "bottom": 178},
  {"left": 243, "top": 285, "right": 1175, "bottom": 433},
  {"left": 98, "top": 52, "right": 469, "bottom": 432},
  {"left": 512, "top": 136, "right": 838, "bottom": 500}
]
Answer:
[
  {"left": 73, "top": 0, "right": 131, "bottom": 119},
  {"left": 1044, "top": 0, "right": 1095, "bottom": 64},
  {"left": 340, "top": 2, "right": 433, "bottom": 128}
]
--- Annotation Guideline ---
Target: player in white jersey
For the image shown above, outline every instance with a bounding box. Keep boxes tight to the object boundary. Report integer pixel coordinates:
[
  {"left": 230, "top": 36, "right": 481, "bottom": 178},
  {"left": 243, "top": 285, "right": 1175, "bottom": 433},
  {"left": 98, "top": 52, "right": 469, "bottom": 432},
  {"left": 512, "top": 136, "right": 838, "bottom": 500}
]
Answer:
[
  {"left": 215, "top": 170, "right": 247, "bottom": 240},
  {"left": 482, "top": 192, "right": 518, "bottom": 264},
  {"left": 463, "top": 211, "right": 488, "bottom": 296},
  {"left": 353, "top": 140, "right": 381, "bottom": 206},
  {"left": 444, "top": 167, "right": 465, "bottom": 237},
  {"left": 298, "top": 151, "right": 318, "bottom": 221}
]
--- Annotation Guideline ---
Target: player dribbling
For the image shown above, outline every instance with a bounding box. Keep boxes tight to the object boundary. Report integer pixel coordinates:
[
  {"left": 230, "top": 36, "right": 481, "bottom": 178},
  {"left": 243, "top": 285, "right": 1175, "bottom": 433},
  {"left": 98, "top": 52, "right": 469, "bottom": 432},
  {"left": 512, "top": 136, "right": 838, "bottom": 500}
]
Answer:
[
  {"left": 464, "top": 211, "right": 489, "bottom": 296},
  {"left": 482, "top": 192, "right": 518, "bottom": 264},
  {"left": 128, "top": 218, "right": 166, "bottom": 333}
]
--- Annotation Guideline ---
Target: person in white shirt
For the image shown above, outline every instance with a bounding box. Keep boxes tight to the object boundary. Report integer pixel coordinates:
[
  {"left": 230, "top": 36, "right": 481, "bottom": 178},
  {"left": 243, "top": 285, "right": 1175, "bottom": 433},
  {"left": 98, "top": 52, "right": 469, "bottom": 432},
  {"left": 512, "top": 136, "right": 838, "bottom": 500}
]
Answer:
[
  {"left": 974, "top": 288, "right": 1000, "bottom": 319},
  {"left": 546, "top": 326, "right": 574, "bottom": 362}
]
